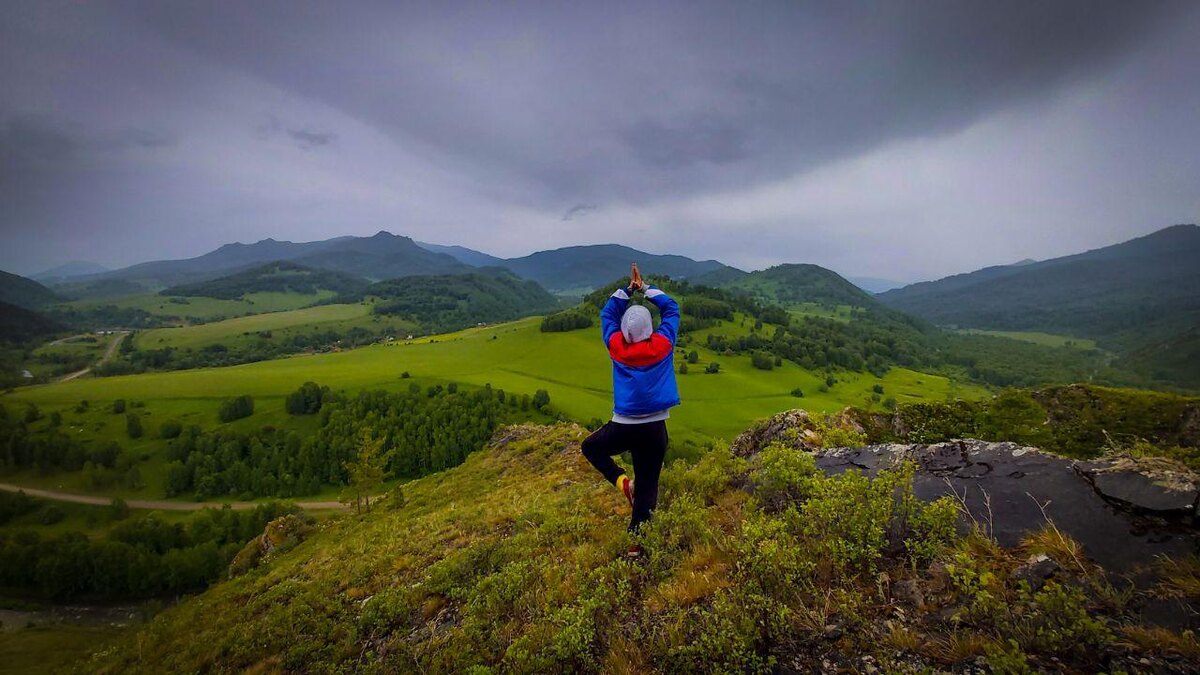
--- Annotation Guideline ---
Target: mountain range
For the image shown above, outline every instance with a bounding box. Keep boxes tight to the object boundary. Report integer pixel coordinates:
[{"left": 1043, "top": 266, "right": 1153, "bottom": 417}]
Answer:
[{"left": 41, "top": 232, "right": 739, "bottom": 296}]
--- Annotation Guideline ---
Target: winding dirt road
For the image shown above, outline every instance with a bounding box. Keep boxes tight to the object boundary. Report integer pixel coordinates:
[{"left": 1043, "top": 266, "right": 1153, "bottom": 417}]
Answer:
[
  {"left": 0, "top": 482, "right": 347, "bottom": 511},
  {"left": 59, "top": 331, "right": 128, "bottom": 382}
]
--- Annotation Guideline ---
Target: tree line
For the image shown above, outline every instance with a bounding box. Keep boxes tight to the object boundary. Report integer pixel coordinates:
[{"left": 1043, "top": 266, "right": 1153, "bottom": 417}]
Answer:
[{"left": 0, "top": 501, "right": 296, "bottom": 600}]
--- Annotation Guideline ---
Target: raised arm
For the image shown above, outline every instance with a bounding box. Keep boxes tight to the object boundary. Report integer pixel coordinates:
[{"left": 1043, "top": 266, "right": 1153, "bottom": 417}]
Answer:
[
  {"left": 644, "top": 286, "right": 679, "bottom": 346},
  {"left": 600, "top": 288, "right": 631, "bottom": 344}
]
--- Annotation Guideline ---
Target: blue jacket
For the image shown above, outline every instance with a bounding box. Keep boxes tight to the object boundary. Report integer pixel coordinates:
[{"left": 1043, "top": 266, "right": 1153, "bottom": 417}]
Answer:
[{"left": 600, "top": 286, "right": 681, "bottom": 416}]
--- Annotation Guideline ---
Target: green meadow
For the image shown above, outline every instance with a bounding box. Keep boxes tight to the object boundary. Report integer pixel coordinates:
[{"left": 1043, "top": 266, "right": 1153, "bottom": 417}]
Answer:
[
  {"left": 5, "top": 315, "right": 986, "bottom": 503},
  {"left": 957, "top": 328, "right": 1099, "bottom": 350},
  {"left": 64, "top": 290, "right": 338, "bottom": 322},
  {"left": 133, "top": 302, "right": 406, "bottom": 351}
]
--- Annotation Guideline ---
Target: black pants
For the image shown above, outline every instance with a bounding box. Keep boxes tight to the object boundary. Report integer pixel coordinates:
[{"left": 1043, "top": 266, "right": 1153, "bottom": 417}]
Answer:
[{"left": 581, "top": 420, "right": 668, "bottom": 532}]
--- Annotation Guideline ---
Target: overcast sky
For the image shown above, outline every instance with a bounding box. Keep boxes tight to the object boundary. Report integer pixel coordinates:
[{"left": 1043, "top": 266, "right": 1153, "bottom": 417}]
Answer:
[{"left": 2, "top": 1, "right": 1198, "bottom": 281}]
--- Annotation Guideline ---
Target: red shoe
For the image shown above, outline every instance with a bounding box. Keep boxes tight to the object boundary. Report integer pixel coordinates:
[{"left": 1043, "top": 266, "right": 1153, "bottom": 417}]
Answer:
[
  {"left": 617, "top": 475, "right": 634, "bottom": 508},
  {"left": 626, "top": 544, "right": 644, "bottom": 559}
]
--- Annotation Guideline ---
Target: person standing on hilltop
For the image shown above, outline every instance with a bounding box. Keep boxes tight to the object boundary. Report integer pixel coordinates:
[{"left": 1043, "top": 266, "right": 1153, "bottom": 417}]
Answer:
[{"left": 581, "top": 264, "right": 681, "bottom": 558}]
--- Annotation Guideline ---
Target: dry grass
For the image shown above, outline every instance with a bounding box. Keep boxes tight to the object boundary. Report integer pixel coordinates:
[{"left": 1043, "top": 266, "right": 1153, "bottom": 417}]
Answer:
[{"left": 1119, "top": 625, "right": 1200, "bottom": 660}]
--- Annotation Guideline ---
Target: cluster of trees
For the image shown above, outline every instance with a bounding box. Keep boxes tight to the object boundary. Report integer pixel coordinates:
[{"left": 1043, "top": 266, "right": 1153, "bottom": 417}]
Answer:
[
  {"left": 161, "top": 261, "right": 369, "bottom": 300},
  {"left": 162, "top": 383, "right": 549, "bottom": 500},
  {"left": 540, "top": 307, "right": 593, "bottom": 332},
  {"left": 0, "top": 403, "right": 130, "bottom": 475},
  {"left": 704, "top": 313, "right": 919, "bottom": 377},
  {"left": 218, "top": 395, "right": 255, "bottom": 423},
  {"left": 356, "top": 272, "right": 560, "bottom": 334},
  {"left": 545, "top": 276, "right": 790, "bottom": 338},
  {"left": 0, "top": 502, "right": 295, "bottom": 599},
  {"left": 285, "top": 381, "right": 330, "bottom": 415}
]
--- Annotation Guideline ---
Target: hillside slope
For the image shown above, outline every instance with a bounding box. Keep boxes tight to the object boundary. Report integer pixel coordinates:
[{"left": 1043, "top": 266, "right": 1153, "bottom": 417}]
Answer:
[
  {"left": 81, "top": 420, "right": 1200, "bottom": 674},
  {"left": 161, "top": 261, "right": 369, "bottom": 300},
  {"left": 0, "top": 299, "right": 63, "bottom": 343},
  {"left": 878, "top": 225, "right": 1200, "bottom": 388},
  {"left": 0, "top": 269, "right": 60, "bottom": 310},
  {"left": 719, "top": 263, "right": 879, "bottom": 309},
  {"left": 501, "top": 244, "right": 734, "bottom": 293}
]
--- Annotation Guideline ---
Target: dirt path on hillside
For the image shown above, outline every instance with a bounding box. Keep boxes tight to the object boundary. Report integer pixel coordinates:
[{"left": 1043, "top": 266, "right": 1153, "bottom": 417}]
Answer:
[
  {"left": 0, "top": 482, "right": 347, "bottom": 511},
  {"left": 58, "top": 331, "right": 128, "bottom": 382}
]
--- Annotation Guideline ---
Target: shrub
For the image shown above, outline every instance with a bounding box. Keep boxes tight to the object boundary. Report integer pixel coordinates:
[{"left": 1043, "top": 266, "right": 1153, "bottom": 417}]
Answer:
[
  {"left": 39, "top": 505, "right": 65, "bottom": 526},
  {"left": 790, "top": 388, "right": 804, "bottom": 398},
  {"left": 751, "top": 352, "right": 774, "bottom": 370},
  {"left": 678, "top": 362, "right": 688, "bottom": 375},
  {"left": 159, "top": 420, "right": 183, "bottom": 439},
  {"left": 705, "top": 362, "right": 720, "bottom": 374},
  {"left": 749, "top": 443, "right": 818, "bottom": 511},
  {"left": 126, "top": 413, "right": 143, "bottom": 439},
  {"left": 112, "top": 399, "right": 126, "bottom": 414}
]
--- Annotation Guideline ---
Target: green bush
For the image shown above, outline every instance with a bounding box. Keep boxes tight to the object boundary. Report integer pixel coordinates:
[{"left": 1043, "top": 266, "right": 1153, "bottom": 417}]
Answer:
[
  {"left": 159, "top": 420, "right": 183, "bottom": 439},
  {"left": 748, "top": 443, "right": 818, "bottom": 511}
]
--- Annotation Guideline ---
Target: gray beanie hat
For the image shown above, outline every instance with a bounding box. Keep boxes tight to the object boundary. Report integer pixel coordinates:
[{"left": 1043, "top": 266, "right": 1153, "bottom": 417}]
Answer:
[{"left": 621, "top": 304, "right": 653, "bottom": 343}]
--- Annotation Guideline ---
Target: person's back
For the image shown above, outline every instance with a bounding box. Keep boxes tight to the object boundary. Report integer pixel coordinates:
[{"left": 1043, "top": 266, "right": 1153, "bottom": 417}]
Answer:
[{"left": 580, "top": 274, "right": 680, "bottom": 557}]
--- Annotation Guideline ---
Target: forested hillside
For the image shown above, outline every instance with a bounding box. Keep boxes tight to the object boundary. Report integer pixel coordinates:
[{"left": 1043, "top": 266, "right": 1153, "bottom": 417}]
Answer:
[
  {"left": 879, "top": 225, "right": 1200, "bottom": 388},
  {"left": 499, "top": 244, "right": 733, "bottom": 293},
  {"left": 717, "top": 263, "right": 878, "bottom": 308},
  {"left": 357, "top": 270, "right": 561, "bottom": 333}
]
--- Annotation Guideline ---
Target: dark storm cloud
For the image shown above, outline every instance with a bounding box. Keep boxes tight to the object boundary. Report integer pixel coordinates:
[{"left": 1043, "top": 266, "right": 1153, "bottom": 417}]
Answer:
[
  {"left": 115, "top": 0, "right": 1186, "bottom": 205},
  {"left": 1, "top": 0, "right": 1198, "bottom": 277}
]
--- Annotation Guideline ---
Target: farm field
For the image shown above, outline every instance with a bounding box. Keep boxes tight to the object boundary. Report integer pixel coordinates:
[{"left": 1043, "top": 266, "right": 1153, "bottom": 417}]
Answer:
[
  {"left": 956, "top": 328, "right": 1099, "bottom": 350},
  {"left": 4, "top": 316, "right": 988, "bottom": 504}
]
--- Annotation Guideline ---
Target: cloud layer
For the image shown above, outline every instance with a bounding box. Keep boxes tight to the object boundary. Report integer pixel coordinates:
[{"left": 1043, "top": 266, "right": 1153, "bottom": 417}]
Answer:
[{"left": 2, "top": 1, "right": 1197, "bottom": 280}]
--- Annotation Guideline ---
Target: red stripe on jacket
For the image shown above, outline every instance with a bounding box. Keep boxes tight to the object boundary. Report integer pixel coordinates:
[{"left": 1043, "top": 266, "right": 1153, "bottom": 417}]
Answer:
[{"left": 608, "top": 332, "right": 674, "bottom": 367}]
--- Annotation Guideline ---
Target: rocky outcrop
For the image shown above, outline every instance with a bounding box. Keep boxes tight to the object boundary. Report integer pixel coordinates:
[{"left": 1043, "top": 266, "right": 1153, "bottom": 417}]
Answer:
[
  {"left": 736, "top": 408, "right": 1200, "bottom": 572},
  {"left": 811, "top": 440, "right": 1200, "bottom": 572},
  {"left": 228, "top": 514, "right": 314, "bottom": 578}
]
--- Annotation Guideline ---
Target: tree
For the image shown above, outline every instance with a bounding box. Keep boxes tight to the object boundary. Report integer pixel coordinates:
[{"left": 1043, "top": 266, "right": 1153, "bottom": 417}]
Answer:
[
  {"left": 285, "top": 382, "right": 327, "bottom": 415},
  {"left": 687, "top": 350, "right": 699, "bottom": 364},
  {"left": 678, "top": 362, "right": 688, "bottom": 375},
  {"left": 341, "top": 429, "right": 387, "bottom": 515},
  {"left": 109, "top": 497, "right": 130, "bottom": 521},
  {"left": 112, "top": 399, "right": 126, "bottom": 414},
  {"left": 533, "top": 389, "right": 550, "bottom": 410},
  {"left": 126, "top": 413, "right": 143, "bottom": 439},
  {"left": 218, "top": 395, "right": 254, "bottom": 423},
  {"left": 705, "top": 362, "right": 721, "bottom": 374}
]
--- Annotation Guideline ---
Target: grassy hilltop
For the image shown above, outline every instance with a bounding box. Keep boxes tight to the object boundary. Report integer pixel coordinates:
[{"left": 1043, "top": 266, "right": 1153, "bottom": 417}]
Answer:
[{"left": 76, "top": 422, "right": 1200, "bottom": 673}]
